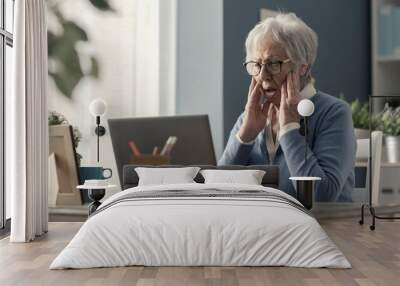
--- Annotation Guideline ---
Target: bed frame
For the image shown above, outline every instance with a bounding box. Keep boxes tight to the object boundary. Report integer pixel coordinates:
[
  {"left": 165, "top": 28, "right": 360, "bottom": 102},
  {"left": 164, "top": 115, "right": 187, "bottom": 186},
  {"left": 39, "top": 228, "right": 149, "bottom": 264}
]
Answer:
[{"left": 122, "top": 165, "right": 280, "bottom": 190}]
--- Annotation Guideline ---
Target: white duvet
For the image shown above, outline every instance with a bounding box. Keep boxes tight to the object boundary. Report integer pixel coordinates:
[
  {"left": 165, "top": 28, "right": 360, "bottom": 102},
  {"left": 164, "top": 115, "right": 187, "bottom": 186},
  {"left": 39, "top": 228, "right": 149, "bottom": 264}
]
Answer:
[{"left": 50, "top": 183, "right": 351, "bottom": 269}]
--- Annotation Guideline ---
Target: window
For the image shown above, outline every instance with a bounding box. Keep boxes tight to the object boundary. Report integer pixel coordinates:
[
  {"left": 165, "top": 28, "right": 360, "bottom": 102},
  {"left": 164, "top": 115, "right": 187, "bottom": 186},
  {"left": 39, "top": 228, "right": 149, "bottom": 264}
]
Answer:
[{"left": 0, "top": 0, "right": 14, "bottom": 230}]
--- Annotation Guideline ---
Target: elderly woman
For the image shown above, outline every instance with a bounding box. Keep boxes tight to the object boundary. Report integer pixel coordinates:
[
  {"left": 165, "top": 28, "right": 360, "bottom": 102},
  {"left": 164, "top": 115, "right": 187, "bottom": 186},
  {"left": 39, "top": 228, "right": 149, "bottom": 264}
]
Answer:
[{"left": 219, "top": 13, "right": 356, "bottom": 202}]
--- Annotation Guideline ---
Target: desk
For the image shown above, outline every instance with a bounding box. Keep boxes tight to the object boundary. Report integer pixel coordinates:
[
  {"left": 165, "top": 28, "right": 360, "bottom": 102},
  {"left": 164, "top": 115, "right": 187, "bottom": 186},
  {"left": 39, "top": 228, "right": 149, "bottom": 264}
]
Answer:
[
  {"left": 355, "top": 160, "right": 400, "bottom": 168},
  {"left": 354, "top": 159, "right": 400, "bottom": 199}
]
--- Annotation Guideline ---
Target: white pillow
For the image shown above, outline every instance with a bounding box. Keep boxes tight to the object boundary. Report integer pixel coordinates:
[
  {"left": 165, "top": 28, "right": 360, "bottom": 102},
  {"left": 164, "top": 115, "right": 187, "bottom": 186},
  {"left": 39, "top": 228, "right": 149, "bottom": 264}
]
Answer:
[
  {"left": 200, "top": 169, "right": 266, "bottom": 185},
  {"left": 135, "top": 167, "right": 200, "bottom": 186}
]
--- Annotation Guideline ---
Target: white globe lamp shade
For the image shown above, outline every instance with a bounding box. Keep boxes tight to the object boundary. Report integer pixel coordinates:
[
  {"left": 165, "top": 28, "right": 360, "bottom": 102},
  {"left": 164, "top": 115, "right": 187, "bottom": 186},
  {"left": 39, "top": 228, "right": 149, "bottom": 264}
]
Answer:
[
  {"left": 297, "top": 99, "right": 314, "bottom": 117},
  {"left": 89, "top": 98, "right": 107, "bottom": 117}
]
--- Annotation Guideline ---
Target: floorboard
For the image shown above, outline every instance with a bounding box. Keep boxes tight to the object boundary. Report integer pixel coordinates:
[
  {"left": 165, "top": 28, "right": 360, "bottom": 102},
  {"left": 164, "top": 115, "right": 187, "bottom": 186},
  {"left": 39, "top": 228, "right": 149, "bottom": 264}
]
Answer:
[{"left": 0, "top": 218, "right": 399, "bottom": 286}]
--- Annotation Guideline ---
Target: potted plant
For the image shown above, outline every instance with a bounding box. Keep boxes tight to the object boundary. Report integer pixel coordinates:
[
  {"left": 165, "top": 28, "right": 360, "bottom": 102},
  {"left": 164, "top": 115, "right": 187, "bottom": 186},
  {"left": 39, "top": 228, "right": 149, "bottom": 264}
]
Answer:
[
  {"left": 374, "top": 104, "right": 400, "bottom": 163},
  {"left": 48, "top": 111, "right": 83, "bottom": 166},
  {"left": 350, "top": 99, "right": 370, "bottom": 139},
  {"left": 340, "top": 95, "right": 370, "bottom": 139}
]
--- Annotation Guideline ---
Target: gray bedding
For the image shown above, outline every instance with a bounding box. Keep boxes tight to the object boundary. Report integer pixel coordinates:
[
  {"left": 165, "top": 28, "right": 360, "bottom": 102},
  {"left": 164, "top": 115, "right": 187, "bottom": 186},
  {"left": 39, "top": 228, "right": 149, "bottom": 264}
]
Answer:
[{"left": 93, "top": 188, "right": 311, "bottom": 217}]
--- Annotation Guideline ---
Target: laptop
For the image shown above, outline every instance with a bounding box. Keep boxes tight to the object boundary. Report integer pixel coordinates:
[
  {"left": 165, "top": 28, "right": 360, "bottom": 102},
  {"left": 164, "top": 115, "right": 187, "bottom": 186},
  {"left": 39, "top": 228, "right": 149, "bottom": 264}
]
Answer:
[{"left": 108, "top": 114, "right": 216, "bottom": 185}]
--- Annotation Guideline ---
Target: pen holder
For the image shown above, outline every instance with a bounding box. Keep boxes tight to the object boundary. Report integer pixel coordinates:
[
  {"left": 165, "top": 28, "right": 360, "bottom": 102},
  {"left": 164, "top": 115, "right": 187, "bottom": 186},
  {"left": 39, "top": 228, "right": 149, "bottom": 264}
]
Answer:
[{"left": 130, "top": 154, "right": 170, "bottom": 165}]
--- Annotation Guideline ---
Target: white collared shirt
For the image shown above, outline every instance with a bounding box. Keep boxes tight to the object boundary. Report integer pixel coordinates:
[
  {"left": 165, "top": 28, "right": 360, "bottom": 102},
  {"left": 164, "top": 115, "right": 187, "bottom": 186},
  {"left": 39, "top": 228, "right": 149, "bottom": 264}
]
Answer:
[{"left": 236, "top": 82, "right": 316, "bottom": 163}]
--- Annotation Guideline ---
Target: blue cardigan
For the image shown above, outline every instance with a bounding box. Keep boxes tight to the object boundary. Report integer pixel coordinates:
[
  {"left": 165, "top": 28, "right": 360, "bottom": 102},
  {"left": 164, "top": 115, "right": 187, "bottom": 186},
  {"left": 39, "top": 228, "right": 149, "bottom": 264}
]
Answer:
[{"left": 219, "top": 91, "right": 356, "bottom": 202}]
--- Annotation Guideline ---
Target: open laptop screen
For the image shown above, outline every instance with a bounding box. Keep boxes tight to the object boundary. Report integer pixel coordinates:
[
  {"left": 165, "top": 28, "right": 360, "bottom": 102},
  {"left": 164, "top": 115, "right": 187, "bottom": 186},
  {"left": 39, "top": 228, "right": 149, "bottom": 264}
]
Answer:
[{"left": 108, "top": 114, "right": 216, "bottom": 185}]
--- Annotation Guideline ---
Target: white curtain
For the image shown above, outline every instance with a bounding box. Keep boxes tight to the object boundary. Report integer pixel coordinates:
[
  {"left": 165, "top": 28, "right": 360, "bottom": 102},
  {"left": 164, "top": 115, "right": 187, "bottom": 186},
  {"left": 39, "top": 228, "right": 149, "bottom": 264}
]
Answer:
[{"left": 9, "top": 0, "right": 48, "bottom": 242}]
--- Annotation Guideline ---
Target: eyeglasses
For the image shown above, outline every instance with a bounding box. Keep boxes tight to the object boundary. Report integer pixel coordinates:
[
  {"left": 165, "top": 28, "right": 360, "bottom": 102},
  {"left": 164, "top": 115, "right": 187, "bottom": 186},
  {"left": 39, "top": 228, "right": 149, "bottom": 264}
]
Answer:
[{"left": 243, "top": 59, "right": 291, "bottom": 76}]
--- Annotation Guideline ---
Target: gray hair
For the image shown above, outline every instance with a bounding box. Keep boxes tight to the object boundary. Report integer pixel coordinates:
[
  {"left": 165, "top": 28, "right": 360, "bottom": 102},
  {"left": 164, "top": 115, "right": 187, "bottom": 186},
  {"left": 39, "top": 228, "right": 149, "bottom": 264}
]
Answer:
[{"left": 245, "top": 12, "right": 318, "bottom": 84}]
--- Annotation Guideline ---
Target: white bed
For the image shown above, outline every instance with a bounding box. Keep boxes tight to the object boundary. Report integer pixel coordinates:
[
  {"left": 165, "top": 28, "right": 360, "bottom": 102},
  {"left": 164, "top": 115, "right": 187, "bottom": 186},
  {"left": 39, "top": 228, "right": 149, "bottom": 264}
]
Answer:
[{"left": 50, "top": 183, "right": 350, "bottom": 269}]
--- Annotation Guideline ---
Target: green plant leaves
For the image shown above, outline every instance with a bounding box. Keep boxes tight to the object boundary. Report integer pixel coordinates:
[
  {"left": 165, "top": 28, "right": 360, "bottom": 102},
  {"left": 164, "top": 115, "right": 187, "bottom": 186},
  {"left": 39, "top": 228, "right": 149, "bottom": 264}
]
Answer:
[
  {"left": 48, "top": 0, "right": 114, "bottom": 98},
  {"left": 376, "top": 105, "right": 400, "bottom": 136},
  {"left": 48, "top": 111, "right": 83, "bottom": 165},
  {"left": 341, "top": 96, "right": 400, "bottom": 135},
  {"left": 89, "top": 0, "right": 115, "bottom": 12},
  {"left": 349, "top": 99, "right": 370, "bottom": 129},
  {"left": 48, "top": 19, "right": 88, "bottom": 98},
  {"left": 48, "top": 110, "right": 68, "bottom": 125},
  {"left": 89, "top": 56, "right": 99, "bottom": 78}
]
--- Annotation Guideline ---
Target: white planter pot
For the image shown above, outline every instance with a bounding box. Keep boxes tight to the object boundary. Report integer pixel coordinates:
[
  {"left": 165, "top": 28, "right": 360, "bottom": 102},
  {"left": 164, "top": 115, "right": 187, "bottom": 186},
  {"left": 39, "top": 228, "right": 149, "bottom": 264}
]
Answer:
[
  {"left": 354, "top": 128, "right": 369, "bottom": 139},
  {"left": 384, "top": 135, "right": 400, "bottom": 163}
]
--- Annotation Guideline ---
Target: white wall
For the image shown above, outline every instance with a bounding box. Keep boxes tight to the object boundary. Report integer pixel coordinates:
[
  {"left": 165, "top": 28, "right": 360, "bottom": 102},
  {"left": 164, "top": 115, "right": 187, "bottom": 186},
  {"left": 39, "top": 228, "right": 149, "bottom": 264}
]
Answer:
[
  {"left": 48, "top": 0, "right": 178, "bottom": 199},
  {"left": 175, "top": 0, "right": 224, "bottom": 159},
  {"left": 48, "top": 0, "right": 137, "bottom": 197},
  {"left": 135, "top": 0, "right": 177, "bottom": 116},
  {"left": 48, "top": 0, "right": 224, "bottom": 200}
]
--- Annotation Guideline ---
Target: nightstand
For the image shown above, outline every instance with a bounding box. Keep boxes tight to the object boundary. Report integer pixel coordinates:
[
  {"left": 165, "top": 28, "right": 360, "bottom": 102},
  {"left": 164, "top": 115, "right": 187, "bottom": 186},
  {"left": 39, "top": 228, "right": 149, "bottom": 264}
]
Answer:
[
  {"left": 77, "top": 184, "right": 117, "bottom": 215},
  {"left": 289, "top": 177, "right": 321, "bottom": 210}
]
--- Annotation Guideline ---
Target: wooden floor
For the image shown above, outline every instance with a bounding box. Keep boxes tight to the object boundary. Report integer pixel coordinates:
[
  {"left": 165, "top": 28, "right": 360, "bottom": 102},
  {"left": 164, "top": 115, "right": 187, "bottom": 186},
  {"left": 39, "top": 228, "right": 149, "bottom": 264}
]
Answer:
[{"left": 0, "top": 218, "right": 399, "bottom": 286}]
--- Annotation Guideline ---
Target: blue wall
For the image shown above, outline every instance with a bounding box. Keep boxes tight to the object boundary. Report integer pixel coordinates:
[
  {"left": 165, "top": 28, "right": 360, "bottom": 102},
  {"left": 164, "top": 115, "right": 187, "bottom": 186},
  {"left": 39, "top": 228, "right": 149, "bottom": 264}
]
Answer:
[
  {"left": 223, "top": 0, "right": 371, "bottom": 143},
  {"left": 176, "top": 0, "right": 224, "bottom": 158}
]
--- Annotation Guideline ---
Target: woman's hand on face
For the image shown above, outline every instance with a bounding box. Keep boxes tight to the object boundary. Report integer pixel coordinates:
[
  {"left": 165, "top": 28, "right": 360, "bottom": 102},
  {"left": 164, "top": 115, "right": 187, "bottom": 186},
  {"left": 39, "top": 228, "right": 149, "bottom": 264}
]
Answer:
[
  {"left": 279, "top": 70, "right": 301, "bottom": 128},
  {"left": 238, "top": 77, "right": 271, "bottom": 142}
]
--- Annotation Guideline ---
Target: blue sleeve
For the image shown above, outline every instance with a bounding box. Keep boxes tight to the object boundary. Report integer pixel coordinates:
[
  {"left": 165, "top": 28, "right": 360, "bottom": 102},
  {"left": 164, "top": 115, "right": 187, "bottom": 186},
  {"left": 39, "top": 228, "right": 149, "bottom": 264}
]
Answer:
[
  {"left": 218, "top": 113, "right": 254, "bottom": 165},
  {"left": 279, "top": 102, "right": 356, "bottom": 201}
]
